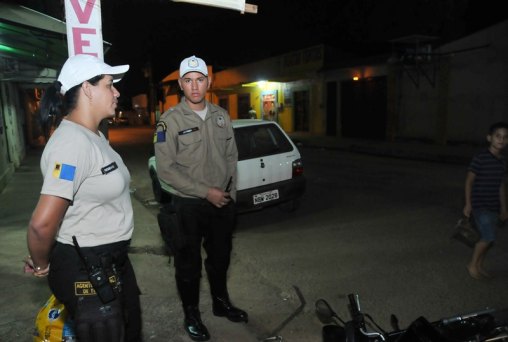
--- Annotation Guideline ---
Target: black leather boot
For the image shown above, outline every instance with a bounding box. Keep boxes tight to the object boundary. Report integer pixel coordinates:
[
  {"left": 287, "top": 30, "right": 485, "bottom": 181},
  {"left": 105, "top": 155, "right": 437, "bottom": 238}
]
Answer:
[
  {"left": 183, "top": 306, "right": 210, "bottom": 341},
  {"left": 212, "top": 296, "right": 248, "bottom": 323}
]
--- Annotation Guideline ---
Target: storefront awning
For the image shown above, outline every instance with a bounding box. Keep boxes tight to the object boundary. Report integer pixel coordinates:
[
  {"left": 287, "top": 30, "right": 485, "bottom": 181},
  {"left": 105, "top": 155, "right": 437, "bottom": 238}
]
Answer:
[{"left": 0, "top": 2, "right": 111, "bottom": 85}]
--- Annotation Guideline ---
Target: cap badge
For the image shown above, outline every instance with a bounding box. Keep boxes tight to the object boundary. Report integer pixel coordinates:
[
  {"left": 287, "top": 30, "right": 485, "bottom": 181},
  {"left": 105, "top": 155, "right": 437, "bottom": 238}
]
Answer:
[{"left": 188, "top": 58, "right": 199, "bottom": 68}]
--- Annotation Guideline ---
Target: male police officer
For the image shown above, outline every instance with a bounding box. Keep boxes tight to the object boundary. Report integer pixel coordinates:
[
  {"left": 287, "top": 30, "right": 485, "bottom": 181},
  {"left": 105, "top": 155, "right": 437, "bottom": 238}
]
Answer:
[{"left": 154, "top": 55, "right": 247, "bottom": 341}]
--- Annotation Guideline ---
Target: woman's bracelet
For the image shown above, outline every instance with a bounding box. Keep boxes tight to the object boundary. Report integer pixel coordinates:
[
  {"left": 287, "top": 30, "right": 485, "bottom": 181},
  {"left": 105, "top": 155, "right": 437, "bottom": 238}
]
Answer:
[
  {"left": 28, "top": 256, "right": 49, "bottom": 272},
  {"left": 33, "top": 264, "right": 50, "bottom": 277}
]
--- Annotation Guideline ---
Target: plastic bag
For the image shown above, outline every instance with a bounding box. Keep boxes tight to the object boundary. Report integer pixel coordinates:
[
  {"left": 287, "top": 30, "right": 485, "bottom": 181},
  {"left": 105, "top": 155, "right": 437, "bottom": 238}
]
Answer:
[
  {"left": 33, "top": 294, "right": 76, "bottom": 342},
  {"left": 451, "top": 216, "right": 480, "bottom": 248}
]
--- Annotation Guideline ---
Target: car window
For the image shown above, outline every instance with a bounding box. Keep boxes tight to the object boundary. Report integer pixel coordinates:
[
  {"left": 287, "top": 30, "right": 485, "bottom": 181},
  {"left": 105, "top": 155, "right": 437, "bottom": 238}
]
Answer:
[{"left": 234, "top": 123, "right": 294, "bottom": 161}]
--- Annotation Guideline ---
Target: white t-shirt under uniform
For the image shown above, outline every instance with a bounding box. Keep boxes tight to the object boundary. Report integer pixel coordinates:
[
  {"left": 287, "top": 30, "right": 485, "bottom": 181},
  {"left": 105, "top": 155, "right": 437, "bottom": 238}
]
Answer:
[{"left": 40, "top": 119, "right": 133, "bottom": 247}]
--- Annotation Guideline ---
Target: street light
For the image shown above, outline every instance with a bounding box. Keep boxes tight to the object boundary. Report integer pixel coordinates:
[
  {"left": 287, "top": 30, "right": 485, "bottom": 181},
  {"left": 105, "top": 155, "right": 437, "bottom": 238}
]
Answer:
[{"left": 143, "top": 60, "right": 157, "bottom": 125}]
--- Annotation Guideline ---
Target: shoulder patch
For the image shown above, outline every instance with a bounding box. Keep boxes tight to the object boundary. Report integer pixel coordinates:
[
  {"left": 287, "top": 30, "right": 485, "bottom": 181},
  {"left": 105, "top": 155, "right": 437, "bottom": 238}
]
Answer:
[
  {"left": 52, "top": 162, "right": 76, "bottom": 181},
  {"left": 157, "top": 121, "right": 167, "bottom": 132},
  {"left": 154, "top": 121, "right": 167, "bottom": 143}
]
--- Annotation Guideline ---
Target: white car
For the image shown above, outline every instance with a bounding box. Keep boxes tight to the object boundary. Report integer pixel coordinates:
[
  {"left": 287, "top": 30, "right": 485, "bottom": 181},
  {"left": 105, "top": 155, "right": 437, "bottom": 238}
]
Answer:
[{"left": 148, "top": 119, "right": 306, "bottom": 213}]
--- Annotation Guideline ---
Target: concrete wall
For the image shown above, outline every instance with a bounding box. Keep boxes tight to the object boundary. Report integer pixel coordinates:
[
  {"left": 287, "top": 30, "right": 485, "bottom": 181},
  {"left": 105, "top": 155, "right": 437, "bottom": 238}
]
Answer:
[
  {"left": 0, "top": 82, "right": 27, "bottom": 193},
  {"left": 396, "top": 20, "right": 508, "bottom": 145},
  {"left": 444, "top": 20, "right": 508, "bottom": 143},
  {"left": 156, "top": 22, "right": 508, "bottom": 145},
  {"left": 0, "top": 83, "right": 13, "bottom": 192}
]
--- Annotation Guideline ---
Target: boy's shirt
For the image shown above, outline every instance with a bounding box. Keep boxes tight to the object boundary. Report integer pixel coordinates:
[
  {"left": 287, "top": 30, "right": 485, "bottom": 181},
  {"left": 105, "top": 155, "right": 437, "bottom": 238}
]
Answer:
[{"left": 469, "top": 149, "right": 506, "bottom": 211}]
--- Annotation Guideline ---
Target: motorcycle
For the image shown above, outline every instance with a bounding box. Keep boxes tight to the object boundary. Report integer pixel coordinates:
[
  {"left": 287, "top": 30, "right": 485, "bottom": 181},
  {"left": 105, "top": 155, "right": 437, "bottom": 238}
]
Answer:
[{"left": 315, "top": 293, "right": 508, "bottom": 341}]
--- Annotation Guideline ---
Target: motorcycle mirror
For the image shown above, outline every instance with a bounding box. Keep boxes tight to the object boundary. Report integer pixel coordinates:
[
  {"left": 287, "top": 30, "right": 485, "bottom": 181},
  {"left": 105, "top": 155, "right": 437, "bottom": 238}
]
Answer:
[{"left": 315, "top": 299, "right": 336, "bottom": 324}]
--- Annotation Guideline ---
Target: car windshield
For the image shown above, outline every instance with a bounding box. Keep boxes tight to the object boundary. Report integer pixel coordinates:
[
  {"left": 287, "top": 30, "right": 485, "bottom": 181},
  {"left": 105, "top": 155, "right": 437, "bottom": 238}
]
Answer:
[{"left": 234, "top": 123, "right": 294, "bottom": 161}]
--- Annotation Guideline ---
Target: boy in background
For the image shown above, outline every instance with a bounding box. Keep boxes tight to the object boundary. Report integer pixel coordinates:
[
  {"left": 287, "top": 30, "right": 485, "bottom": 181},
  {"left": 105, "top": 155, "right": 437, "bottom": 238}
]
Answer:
[{"left": 463, "top": 121, "right": 508, "bottom": 279}]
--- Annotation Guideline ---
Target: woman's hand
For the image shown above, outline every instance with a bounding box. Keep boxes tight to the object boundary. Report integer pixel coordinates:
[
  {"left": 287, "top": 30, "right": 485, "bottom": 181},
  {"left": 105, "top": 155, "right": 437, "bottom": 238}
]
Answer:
[{"left": 24, "top": 256, "right": 50, "bottom": 277}]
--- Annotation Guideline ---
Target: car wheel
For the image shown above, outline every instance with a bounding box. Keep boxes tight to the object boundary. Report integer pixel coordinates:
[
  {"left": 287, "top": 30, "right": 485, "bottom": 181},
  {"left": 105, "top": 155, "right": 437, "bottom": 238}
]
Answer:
[
  {"left": 150, "top": 170, "right": 171, "bottom": 204},
  {"left": 278, "top": 198, "right": 300, "bottom": 212}
]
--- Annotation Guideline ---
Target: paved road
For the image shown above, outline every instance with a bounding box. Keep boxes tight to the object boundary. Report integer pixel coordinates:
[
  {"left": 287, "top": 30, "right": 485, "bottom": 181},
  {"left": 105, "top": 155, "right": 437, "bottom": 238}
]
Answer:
[
  {"left": 116, "top": 126, "right": 508, "bottom": 341},
  {"left": 1, "top": 125, "right": 507, "bottom": 342}
]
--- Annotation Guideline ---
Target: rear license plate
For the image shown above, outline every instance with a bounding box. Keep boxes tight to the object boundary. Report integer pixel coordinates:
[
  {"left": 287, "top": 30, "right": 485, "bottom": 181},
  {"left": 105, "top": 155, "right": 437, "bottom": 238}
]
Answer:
[{"left": 253, "top": 189, "right": 279, "bottom": 204}]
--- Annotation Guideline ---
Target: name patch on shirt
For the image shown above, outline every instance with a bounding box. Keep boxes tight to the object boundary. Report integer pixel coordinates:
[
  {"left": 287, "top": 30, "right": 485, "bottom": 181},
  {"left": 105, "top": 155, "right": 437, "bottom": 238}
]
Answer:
[
  {"left": 52, "top": 163, "right": 76, "bottom": 181},
  {"left": 101, "top": 162, "right": 118, "bottom": 175},
  {"left": 178, "top": 127, "right": 199, "bottom": 135}
]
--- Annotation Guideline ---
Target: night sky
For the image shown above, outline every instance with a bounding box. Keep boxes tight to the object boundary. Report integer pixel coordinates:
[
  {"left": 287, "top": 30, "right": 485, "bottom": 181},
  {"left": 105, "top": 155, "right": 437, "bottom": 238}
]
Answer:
[{"left": 12, "top": 0, "right": 508, "bottom": 104}]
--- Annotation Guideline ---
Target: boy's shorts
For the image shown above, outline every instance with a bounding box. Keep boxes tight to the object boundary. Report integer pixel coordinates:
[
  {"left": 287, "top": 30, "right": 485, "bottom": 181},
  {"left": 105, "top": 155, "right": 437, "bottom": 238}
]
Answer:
[{"left": 472, "top": 209, "right": 497, "bottom": 242}]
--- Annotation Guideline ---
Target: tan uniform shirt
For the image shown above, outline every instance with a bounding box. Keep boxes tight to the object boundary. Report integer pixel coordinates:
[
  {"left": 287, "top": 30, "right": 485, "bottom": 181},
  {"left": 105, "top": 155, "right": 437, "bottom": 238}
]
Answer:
[
  {"left": 154, "top": 98, "right": 238, "bottom": 200},
  {"left": 41, "top": 119, "right": 134, "bottom": 247}
]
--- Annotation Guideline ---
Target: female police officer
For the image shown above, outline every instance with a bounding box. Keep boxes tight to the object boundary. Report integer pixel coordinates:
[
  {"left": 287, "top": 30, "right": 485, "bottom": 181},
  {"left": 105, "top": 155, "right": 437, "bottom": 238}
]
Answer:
[{"left": 25, "top": 54, "right": 142, "bottom": 342}]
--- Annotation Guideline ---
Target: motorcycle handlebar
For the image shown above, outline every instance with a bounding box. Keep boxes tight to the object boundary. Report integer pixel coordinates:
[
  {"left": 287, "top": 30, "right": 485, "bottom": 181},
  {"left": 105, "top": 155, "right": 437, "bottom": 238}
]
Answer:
[
  {"left": 440, "top": 307, "right": 496, "bottom": 325},
  {"left": 348, "top": 293, "right": 367, "bottom": 330},
  {"left": 348, "top": 294, "right": 360, "bottom": 316},
  {"left": 319, "top": 294, "right": 508, "bottom": 342}
]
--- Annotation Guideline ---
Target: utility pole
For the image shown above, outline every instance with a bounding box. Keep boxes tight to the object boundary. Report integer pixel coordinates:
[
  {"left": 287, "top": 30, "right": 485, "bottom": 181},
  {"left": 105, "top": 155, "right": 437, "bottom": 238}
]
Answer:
[{"left": 143, "top": 59, "right": 157, "bottom": 125}]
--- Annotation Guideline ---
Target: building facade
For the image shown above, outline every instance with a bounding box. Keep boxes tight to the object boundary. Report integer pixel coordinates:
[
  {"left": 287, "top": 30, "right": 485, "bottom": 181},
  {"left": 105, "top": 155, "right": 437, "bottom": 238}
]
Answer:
[
  {"left": 2, "top": 4, "right": 507, "bottom": 193},
  {"left": 0, "top": 3, "right": 67, "bottom": 192},
  {"left": 158, "top": 19, "right": 508, "bottom": 148}
]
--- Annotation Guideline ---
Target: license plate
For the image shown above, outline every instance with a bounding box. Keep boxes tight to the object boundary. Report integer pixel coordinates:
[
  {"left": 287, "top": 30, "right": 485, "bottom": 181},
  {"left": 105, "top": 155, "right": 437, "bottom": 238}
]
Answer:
[{"left": 253, "top": 189, "right": 279, "bottom": 204}]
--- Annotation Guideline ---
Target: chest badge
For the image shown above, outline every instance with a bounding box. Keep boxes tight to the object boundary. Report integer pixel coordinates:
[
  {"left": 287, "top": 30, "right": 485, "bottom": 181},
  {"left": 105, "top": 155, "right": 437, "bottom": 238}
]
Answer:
[{"left": 216, "top": 115, "right": 225, "bottom": 128}]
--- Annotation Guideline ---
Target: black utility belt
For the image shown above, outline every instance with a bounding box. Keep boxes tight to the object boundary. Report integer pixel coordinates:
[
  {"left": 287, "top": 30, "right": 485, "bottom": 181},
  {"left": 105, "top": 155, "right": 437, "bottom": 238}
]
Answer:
[
  {"left": 78, "top": 240, "right": 130, "bottom": 257},
  {"left": 58, "top": 239, "right": 130, "bottom": 264},
  {"left": 57, "top": 240, "right": 129, "bottom": 254},
  {"left": 173, "top": 195, "right": 206, "bottom": 204},
  {"left": 71, "top": 237, "right": 129, "bottom": 303}
]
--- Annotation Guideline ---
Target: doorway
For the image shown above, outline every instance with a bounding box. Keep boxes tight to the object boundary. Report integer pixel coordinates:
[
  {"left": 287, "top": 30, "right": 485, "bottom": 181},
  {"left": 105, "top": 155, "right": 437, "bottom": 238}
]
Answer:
[
  {"left": 340, "top": 76, "right": 387, "bottom": 140},
  {"left": 238, "top": 94, "right": 251, "bottom": 119},
  {"left": 326, "top": 82, "right": 337, "bottom": 136},
  {"left": 293, "top": 90, "right": 309, "bottom": 132}
]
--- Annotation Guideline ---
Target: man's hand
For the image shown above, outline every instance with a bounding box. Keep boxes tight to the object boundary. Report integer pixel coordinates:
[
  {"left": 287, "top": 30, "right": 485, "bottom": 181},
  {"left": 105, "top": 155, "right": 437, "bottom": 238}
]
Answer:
[{"left": 206, "top": 187, "right": 231, "bottom": 208}]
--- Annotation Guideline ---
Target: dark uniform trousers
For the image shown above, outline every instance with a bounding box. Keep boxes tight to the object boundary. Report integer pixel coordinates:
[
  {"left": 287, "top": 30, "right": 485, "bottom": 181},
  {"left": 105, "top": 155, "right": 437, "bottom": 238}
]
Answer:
[
  {"left": 48, "top": 240, "right": 142, "bottom": 342},
  {"left": 171, "top": 195, "right": 236, "bottom": 307}
]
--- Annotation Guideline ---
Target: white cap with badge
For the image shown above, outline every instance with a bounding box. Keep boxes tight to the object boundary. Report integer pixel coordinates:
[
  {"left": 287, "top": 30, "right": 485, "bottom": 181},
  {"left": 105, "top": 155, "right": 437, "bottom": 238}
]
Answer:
[
  {"left": 57, "top": 54, "right": 129, "bottom": 95},
  {"left": 179, "top": 55, "right": 208, "bottom": 77}
]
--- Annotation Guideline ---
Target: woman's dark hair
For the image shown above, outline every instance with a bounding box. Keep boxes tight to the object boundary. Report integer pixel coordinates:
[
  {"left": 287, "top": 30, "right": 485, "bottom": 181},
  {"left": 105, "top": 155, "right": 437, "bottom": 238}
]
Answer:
[
  {"left": 39, "top": 81, "right": 62, "bottom": 126},
  {"left": 39, "top": 75, "right": 105, "bottom": 126}
]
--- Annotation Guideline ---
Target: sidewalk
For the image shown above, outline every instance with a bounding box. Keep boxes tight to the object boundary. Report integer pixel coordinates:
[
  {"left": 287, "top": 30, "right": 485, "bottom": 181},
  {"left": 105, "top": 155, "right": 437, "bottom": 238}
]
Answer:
[
  {"left": 0, "top": 147, "right": 258, "bottom": 342},
  {"left": 288, "top": 133, "right": 481, "bottom": 165}
]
